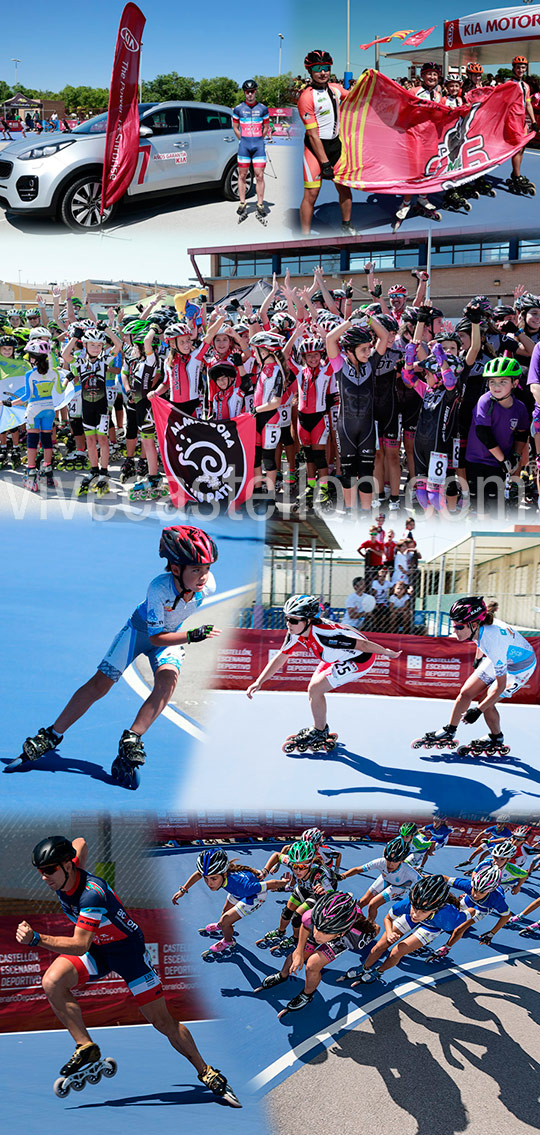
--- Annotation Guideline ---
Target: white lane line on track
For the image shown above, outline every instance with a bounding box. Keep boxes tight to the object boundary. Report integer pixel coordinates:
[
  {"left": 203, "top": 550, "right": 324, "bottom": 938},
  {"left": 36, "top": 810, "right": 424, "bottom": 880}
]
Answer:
[
  {"left": 0, "top": 1020, "right": 216, "bottom": 1038},
  {"left": 121, "top": 583, "right": 253, "bottom": 743},
  {"left": 249, "top": 945, "right": 540, "bottom": 1093}
]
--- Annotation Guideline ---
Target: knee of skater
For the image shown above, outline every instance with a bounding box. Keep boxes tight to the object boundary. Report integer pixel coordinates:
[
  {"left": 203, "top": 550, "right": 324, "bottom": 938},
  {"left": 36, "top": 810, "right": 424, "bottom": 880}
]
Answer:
[
  {"left": 41, "top": 971, "right": 59, "bottom": 999},
  {"left": 92, "top": 671, "right": 114, "bottom": 698}
]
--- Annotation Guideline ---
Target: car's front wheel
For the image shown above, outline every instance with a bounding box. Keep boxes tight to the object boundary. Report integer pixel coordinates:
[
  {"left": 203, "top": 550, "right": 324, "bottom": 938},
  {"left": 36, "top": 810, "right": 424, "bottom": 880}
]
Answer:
[
  {"left": 59, "top": 174, "right": 116, "bottom": 231},
  {"left": 222, "top": 161, "right": 254, "bottom": 201}
]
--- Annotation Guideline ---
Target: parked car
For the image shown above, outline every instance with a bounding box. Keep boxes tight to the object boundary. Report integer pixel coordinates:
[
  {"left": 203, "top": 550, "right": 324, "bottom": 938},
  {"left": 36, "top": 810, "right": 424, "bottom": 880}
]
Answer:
[{"left": 0, "top": 101, "right": 252, "bottom": 230}]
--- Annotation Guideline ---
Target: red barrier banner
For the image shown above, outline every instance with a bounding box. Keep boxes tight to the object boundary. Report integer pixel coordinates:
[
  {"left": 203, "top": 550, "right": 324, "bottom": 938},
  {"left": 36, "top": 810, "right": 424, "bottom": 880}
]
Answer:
[
  {"left": 0, "top": 910, "right": 204, "bottom": 1032},
  {"left": 212, "top": 629, "right": 540, "bottom": 703},
  {"left": 334, "top": 71, "right": 534, "bottom": 193},
  {"left": 102, "top": 3, "right": 146, "bottom": 211},
  {"left": 152, "top": 396, "right": 255, "bottom": 509}
]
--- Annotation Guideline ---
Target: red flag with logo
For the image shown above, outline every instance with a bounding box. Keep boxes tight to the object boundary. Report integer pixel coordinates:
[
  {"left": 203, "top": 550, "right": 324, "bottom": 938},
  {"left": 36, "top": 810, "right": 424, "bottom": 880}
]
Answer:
[
  {"left": 335, "top": 70, "right": 534, "bottom": 193},
  {"left": 151, "top": 395, "right": 255, "bottom": 510},
  {"left": 101, "top": 3, "right": 146, "bottom": 212}
]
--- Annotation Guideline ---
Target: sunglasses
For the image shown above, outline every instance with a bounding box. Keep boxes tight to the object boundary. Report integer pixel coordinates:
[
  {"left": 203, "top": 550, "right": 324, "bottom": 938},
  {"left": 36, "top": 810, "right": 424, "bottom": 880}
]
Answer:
[
  {"left": 285, "top": 616, "right": 304, "bottom": 625},
  {"left": 38, "top": 864, "right": 61, "bottom": 876},
  {"left": 452, "top": 623, "right": 468, "bottom": 631},
  {"left": 311, "top": 65, "right": 330, "bottom": 73}
]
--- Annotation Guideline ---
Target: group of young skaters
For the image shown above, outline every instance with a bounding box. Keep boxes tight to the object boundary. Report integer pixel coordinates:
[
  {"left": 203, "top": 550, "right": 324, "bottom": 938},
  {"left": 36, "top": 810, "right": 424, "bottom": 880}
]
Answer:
[
  {"left": 245, "top": 590, "right": 535, "bottom": 757},
  {"left": 3, "top": 270, "right": 540, "bottom": 515},
  {"left": 172, "top": 818, "right": 540, "bottom": 1016},
  {"left": 297, "top": 50, "right": 537, "bottom": 234}
]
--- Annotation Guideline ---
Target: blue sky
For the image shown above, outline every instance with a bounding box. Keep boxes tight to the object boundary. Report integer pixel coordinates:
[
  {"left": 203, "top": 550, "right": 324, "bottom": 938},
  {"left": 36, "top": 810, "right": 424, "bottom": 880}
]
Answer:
[
  {"left": 0, "top": 0, "right": 291, "bottom": 89},
  {"left": 293, "top": 0, "right": 539, "bottom": 79},
  {"left": 1, "top": 0, "right": 531, "bottom": 91}
]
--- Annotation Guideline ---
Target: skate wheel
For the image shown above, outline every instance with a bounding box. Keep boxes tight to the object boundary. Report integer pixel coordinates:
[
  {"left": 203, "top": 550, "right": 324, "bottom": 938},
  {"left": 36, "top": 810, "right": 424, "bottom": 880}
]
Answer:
[
  {"left": 463, "top": 200, "right": 472, "bottom": 211},
  {"left": 201, "top": 950, "right": 215, "bottom": 960},
  {"left": 87, "top": 1071, "right": 101, "bottom": 1084},
  {"left": 282, "top": 741, "right": 297, "bottom": 754},
  {"left": 102, "top": 1059, "right": 117, "bottom": 1078},
  {"left": 71, "top": 1080, "right": 85, "bottom": 1092},
  {"left": 277, "top": 1008, "right": 289, "bottom": 1019},
  {"left": 4, "top": 756, "right": 27, "bottom": 772},
  {"left": 54, "top": 1077, "right": 70, "bottom": 1098}
]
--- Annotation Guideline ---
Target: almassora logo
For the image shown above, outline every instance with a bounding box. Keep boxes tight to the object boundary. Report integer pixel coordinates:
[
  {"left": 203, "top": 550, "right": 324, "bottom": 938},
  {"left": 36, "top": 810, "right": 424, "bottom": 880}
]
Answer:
[
  {"left": 424, "top": 102, "right": 488, "bottom": 179},
  {"left": 163, "top": 414, "right": 247, "bottom": 503},
  {"left": 120, "top": 27, "right": 139, "bottom": 51}
]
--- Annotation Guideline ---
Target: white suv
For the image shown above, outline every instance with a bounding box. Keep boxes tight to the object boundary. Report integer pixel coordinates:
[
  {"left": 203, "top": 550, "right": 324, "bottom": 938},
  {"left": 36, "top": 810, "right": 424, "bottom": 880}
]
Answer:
[{"left": 0, "top": 101, "right": 252, "bottom": 230}]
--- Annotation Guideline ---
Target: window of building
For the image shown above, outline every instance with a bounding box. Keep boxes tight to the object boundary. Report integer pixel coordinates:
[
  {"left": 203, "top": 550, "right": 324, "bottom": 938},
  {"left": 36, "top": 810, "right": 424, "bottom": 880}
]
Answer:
[
  {"left": 515, "top": 565, "right": 529, "bottom": 596},
  {"left": 519, "top": 240, "right": 540, "bottom": 260}
]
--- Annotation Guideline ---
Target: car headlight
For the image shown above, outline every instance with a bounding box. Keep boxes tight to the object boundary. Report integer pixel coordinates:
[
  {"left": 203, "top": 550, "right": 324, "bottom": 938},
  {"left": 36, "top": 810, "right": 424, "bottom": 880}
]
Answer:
[{"left": 18, "top": 140, "right": 76, "bottom": 161}]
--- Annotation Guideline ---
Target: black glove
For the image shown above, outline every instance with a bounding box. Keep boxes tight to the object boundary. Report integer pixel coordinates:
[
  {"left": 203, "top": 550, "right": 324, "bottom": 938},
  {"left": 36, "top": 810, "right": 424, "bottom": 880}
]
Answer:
[
  {"left": 370, "top": 284, "right": 382, "bottom": 298},
  {"left": 240, "top": 375, "right": 254, "bottom": 395},
  {"left": 500, "top": 321, "right": 519, "bottom": 336},
  {"left": 416, "top": 305, "right": 432, "bottom": 323},
  {"left": 463, "top": 707, "right": 481, "bottom": 724},
  {"left": 466, "top": 305, "right": 483, "bottom": 324},
  {"left": 345, "top": 283, "right": 354, "bottom": 298},
  {"left": 472, "top": 657, "right": 481, "bottom": 670},
  {"left": 320, "top": 161, "right": 335, "bottom": 181},
  {"left": 479, "top": 933, "right": 494, "bottom": 945},
  {"left": 500, "top": 453, "right": 520, "bottom": 476},
  {"left": 2, "top": 398, "right": 12, "bottom": 407},
  {"left": 186, "top": 625, "right": 214, "bottom": 644}
]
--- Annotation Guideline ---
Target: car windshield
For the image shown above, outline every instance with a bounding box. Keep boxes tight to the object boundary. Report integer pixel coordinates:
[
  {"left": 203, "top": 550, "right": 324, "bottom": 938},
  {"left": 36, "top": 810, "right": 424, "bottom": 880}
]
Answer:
[{"left": 72, "top": 105, "right": 157, "bottom": 135}]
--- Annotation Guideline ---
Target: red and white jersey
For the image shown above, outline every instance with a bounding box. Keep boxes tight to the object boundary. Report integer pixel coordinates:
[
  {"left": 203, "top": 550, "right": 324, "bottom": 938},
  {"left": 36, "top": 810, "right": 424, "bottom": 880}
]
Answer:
[
  {"left": 297, "top": 82, "right": 348, "bottom": 139},
  {"left": 210, "top": 387, "right": 245, "bottom": 421},
  {"left": 165, "top": 343, "right": 208, "bottom": 403},
  {"left": 253, "top": 360, "right": 283, "bottom": 409},
  {"left": 441, "top": 95, "right": 463, "bottom": 108},
  {"left": 411, "top": 85, "right": 442, "bottom": 102},
  {"left": 281, "top": 618, "right": 372, "bottom": 664},
  {"left": 290, "top": 359, "right": 337, "bottom": 414},
  {"left": 279, "top": 377, "right": 297, "bottom": 427}
]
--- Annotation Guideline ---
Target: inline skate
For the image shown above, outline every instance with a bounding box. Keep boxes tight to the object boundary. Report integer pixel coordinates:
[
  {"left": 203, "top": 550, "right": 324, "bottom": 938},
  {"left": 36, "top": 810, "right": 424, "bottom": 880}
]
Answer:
[
  {"left": 411, "top": 725, "right": 457, "bottom": 750},
  {"left": 111, "top": 729, "right": 145, "bottom": 789},
  {"left": 54, "top": 1043, "right": 117, "bottom": 1098}
]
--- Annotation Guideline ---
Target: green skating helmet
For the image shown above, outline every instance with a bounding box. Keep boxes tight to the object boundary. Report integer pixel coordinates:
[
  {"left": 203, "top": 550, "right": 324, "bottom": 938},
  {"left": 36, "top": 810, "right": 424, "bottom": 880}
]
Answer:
[
  {"left": 287, "top": 840, "right": 316, "bottom": 866},
  {"left": 483, "top": 356, "right": 522, "bottom": 380},
  {"left": 400, "top": 823, "right": 419, "bottom": 839}
]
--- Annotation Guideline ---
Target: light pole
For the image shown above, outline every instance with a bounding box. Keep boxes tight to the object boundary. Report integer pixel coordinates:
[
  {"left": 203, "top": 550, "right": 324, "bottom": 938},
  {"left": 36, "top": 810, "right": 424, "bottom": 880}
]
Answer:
[
  {"left": 344, "top": 2, "right": 353, "bottom": 88},
  {"left": 11, "top": 58, "right": 21, "bottom": 89},
  {"left": 278, "top": 33, "right": 284, "bottom": 78}
]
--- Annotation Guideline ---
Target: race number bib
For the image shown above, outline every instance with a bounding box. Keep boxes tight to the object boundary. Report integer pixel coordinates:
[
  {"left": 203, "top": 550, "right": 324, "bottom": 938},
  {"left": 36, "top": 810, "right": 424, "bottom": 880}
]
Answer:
[
  {"left": 333, "top": 658, "right": 359, "bottom": 677},
  {"left": 280, "top": 404, "right": 292, "bottom": 427},
  {"left": 451, "top": 437, "right": 460, "bottom": 468},
  {"left": 264, "top": 422, "right": 281, "bottom": 448},
  {"left": 428, "top": 451, "right": 448, "bottom": 485}
]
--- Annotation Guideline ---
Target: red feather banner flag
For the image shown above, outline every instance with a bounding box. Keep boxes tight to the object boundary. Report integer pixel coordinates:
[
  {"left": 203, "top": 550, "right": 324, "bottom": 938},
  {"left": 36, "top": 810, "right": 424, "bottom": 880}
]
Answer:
[
  {"left": 101, "top": 3, "right": 146, "bottom": 211},
  {"left": 334, "top": 70, "right": 534, "bottom": 194}
]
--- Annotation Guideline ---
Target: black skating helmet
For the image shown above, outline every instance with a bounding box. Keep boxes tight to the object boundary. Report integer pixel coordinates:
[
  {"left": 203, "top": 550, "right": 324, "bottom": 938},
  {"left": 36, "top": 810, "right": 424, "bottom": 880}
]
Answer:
[
  {"left": 305, "top": 49, "right": 333, "bottom": 70},
  {"left": 32, "top": 836, "right": 76, "bottom": 868},
  {"left": 312, "top": 890, "right": 358, "bottom": 934},
  {"left": 449, "top": 596, "right": 487, "bottom": 625},
  {"left": 384, "top": 837, "right": 410, "bottom": 862},
  {"left": 242, "top": 79, "right": 258, "bottom": 91},
  {"left": 410, "top": 874, "right": 450, "bottom": 911}
]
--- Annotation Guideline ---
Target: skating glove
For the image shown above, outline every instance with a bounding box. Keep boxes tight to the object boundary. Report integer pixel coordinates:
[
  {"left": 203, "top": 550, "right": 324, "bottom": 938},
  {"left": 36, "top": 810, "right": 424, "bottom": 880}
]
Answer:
[
  {"left": 416, "top": 305, "right": 432, "bottom": 323},
  {"left": 431, "top": 343, "right": 448, "bottom": 367},
  {"left": 2, "top": 398, "right": 12, "bottom": 406},
  {"left": 463, "top": 707, "right": 481, "bottom": 724},
  {"left": 465, "top": 304, "right": 483, "bottom": 324},
  {"left": 370, "top": 284, "right": 382, "bottom": 298},
  {"left": 187, "top": 625, "right": 214, "bottom": 644},
  {"left": 320, "top": 162, "right": 335, "bottom": 180},
  {"left": 500, "top": 454, "right": 520, "bottom": 476},
  {"left": 404, "top": 343, "right": 417, "bottom": 366}
]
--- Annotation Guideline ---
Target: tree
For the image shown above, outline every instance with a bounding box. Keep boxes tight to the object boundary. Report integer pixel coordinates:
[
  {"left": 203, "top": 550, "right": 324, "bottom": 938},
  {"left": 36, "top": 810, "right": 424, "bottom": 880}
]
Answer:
[
  {"left": 252, "top": 73, "right": 293, "bottom": 108},
  {"left": 142, "top": 72, "right": 196, "bottom": 102},
  {"left": 0, "top": 80, "right": 13, "bottom": 102},
  {"left": 196, "top": 77, "right": 242, "bottom": 107}
]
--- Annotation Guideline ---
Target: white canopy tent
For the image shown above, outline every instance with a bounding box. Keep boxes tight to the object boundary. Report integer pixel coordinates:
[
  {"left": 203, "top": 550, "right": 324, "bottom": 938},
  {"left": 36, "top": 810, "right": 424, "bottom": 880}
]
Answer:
[{"left": 383, "top": 4, "right": 540, "bottom": 72}]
